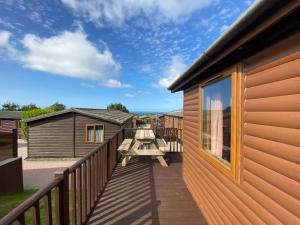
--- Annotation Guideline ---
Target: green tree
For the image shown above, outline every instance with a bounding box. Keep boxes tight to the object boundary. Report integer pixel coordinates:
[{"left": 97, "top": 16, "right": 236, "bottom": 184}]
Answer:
[
  {"left": 1, "top": 102, "right": 20, "bottom": 111},
  {"left": 107, "top": 103, "right": 129, "bottom": 113},
  {"left": 21, "top": 104, "right": 39, "bottom": 111},
  {"left": 21, "top": 108, "right": 56, "bottom": 140},
  {"left": 48, "top": 102, "right": 66, "bottom": 111}
]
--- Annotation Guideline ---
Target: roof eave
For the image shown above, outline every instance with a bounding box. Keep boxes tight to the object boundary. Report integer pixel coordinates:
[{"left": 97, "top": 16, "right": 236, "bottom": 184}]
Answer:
[{"left": 168, "top": 0, "right": 288, "bottom": 92}]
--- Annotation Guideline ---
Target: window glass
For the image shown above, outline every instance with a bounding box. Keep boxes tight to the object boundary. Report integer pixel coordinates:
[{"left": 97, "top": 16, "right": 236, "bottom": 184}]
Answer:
[
  {"left": 87, "top": 126, "right": 95, "bottom": 142},
  {"left": 95, "top": 125, "right": 104, "bottom": 143},
  {"left": 202, "top": 76, "right": 231, "bottom": 164}
]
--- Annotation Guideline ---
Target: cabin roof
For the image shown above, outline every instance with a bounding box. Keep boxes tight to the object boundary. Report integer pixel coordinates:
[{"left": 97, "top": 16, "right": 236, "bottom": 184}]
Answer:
[
  {"left": 0, "top": 111, "right": 24, "bottom": 120},
  {"left": 164, "top": 109, "right": 183, "bottom": 118},
  {"left": 23, "top": 108, "right": 133, "bottom": 125},
  {"left": 169, "top": 0, "right": 300, "bottom": 92}
]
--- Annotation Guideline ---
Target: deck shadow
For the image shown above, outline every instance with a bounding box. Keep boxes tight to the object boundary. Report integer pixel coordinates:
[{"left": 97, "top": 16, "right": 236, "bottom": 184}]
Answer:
[{"left": 87, "top": 154, "right": 207, "bottom": 225}]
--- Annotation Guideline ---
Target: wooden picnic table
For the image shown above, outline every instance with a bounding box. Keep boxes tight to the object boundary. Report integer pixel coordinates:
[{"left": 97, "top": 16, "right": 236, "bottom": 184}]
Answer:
[
  {"left": 135, "top": 129, "right": 155, "bottom": 141},
  {"left": 118, "top": 130, "right": 168, "bottom": 167}
]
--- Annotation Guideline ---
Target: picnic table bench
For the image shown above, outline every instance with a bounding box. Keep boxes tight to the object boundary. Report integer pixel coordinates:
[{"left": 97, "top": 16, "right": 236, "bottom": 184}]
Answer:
[{"left": 117, "top": 134, "right": 169, "bottom": 167}]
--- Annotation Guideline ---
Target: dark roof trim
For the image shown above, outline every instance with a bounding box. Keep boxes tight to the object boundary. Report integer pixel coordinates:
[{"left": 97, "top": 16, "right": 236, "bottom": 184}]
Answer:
[
  {"left": 23, "top": 108, "right": 133, "bottom": 125},
  {"left": 169, "top": 0, "right": 300, "bottom": 92}
]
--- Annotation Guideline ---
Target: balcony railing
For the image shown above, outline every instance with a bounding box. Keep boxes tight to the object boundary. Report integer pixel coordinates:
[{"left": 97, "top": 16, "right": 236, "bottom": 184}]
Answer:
[
  {"left": 124, "top": 127, "right": 183, "bottom": 152},
  {"left": 0, "top": 128, "right": 183, "bottom": 225}
]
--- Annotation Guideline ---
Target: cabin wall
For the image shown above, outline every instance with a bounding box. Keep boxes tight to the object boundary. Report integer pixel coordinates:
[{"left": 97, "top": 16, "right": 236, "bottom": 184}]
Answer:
[
  {"left": 163, "top": 116, "right": 183, "bottom": 129},
  {"left": 74, "top": 114, "right": 122, "bottom": 157},
  {"left": 183, "top": 32, "right": 300, "bottom": 225},
  {"left": 0, "top": 119, "right": 21, "bottom": 138},
  {"left": 28, "top": 113, "right": 131, "bottom": 158},
  {"left": 28, "top": 113, "right": 74, "bottom": 157}
]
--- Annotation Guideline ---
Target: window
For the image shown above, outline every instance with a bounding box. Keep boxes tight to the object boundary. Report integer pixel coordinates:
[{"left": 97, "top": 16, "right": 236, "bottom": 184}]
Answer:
[
  {"left": 86, "top": 124, "right": 104, "bottom": 143},
  {"left": 202, "top": 76, "right": 232, "bottom": 164},
  {"left": 199, "top": 69, "right": 241, "bottom": 181}
]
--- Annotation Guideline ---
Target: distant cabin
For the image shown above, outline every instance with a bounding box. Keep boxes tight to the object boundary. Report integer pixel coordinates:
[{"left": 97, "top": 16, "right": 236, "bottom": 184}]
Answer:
[
  {"left": 24, "top": 108, "right": 133, "bottom": 158},
  {"left": 160, "top": 109, "right": 183, "bottom": 129},
  {"left": 169, "top": 1, "right": 300, "bottom": 225},
  {"left": 0, "top": 111, "right": 23, "bottom": 138}
]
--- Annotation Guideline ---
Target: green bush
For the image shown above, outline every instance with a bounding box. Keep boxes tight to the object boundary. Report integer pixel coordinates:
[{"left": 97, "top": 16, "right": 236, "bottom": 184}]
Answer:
[{"left": 21, "top": 108, "right": 56, "bottom": 140}]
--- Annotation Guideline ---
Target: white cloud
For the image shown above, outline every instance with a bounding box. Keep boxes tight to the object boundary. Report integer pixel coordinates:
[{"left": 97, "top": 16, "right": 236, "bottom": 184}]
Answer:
[
  {"left": 80, "top": 82, "right": 95, "bottom": 88},
  {"left": 19, "top": 29, "right": 121, "bottom": 82},
  {"left": 156, "top": 55, "right": 187, "bottom": 88},
  {"left": 102, "top": 79, "right": 131, "bottom": 88},
  {"left": 0, "top": 30, "right": 11, "bottom": 47},
  {"left": 61, "top": 0, "right": 216, "bottom": 26},
  {"left": 124, "top": 91, "right": 151, "bottom": 98}
]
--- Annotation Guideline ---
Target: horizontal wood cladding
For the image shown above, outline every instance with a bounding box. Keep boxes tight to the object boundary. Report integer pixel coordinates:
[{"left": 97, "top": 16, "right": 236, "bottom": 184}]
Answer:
[
  {"left": 74, "top": 114, "right": 122, "bottom": 157},
  {"left": 28, "top": 113, "right": 74, "bottom": 157},
  {"left": 0, "top": 119, "right": 21, "bottom": 137},
  {"left": 28, "top": 112, "right": 131, "bottom": 158},
  {"left": 182, "top": 37, "right": 300, "bottom": 224},
  {"left": 242, "top": 46, "right": 300, "bottom": 223}
]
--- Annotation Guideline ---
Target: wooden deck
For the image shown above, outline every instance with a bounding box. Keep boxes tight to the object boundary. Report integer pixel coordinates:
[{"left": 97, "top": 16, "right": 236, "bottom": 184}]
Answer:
[{"left": 87, "top": 154, "right": 207, "bottom": 225}]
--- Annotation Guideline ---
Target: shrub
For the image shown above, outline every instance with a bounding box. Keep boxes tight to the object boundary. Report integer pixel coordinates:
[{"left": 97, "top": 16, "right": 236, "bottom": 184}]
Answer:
[{"left": 21, "top": 108, "right": 56, "bottom": 140}]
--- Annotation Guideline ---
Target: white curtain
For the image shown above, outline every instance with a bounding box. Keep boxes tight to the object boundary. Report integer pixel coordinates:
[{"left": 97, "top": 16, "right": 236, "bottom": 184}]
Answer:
[
  {"left": 95, "top": 126, "right": 104, "bottom": 143},
  {"left": 210, "top": 99, "right": 223, "bottom": 159},
  {"left": 88, "top": 127, "right": 94, "bottom": 142}
]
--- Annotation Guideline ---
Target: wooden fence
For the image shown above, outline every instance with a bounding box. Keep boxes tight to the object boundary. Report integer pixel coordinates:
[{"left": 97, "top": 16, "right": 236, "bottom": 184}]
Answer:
[
  {"left": 0, "top": 127, "right": 183, "bottom": 225},
  {"left": 124, "top": 128, "right": 183, "bottom": 152},
  {"left": 0, "top": 130, "right": 124, "bottom": 225}
]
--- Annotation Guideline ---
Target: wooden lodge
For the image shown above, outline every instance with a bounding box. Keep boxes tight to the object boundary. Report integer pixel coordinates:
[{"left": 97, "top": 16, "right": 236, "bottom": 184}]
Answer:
[
  {"left": 169, "top": 1, "right": 300, "bottom": 224},
  {"left": 24, "top": 108, "right": 132, "bottom": 158},
  {"left": 0, "top": 111, "right": 23, "bottom": 138},
  {"left": 1, "top": 1, "right": 300, "bottom": 225},
  {"left": 160, "top": 109, "right": 183, "bottom": 129}
]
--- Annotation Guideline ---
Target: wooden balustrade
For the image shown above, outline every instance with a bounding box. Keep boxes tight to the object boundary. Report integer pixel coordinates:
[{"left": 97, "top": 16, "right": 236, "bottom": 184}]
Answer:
[
  {"left": 124, "top": 128, "right": 183, "bottom": 152},
  {"left": 0, "top": 129, "right": 124, "bottom": 225},
  {"left": 0, "top": 127, "right": 182, "bottom": 225}
]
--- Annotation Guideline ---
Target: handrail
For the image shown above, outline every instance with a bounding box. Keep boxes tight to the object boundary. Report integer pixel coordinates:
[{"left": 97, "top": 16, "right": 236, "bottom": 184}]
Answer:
[
  {"left": 69, "top": 130, "right": 120, "bottom": 173},
  {"left": 0, "top": 175, "right": 64, "bottom": 225},
  {"left": 0, "top": 127, "right": 182, "bottom": 225},
  {"left": 0, "top": 129, "right": 124, "bottom": 225}
]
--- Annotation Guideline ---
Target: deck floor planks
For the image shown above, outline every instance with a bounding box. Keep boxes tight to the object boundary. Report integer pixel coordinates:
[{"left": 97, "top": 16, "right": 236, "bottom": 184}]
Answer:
[{"left": 87, "top": 154, "right": 207, "bottom": 225}]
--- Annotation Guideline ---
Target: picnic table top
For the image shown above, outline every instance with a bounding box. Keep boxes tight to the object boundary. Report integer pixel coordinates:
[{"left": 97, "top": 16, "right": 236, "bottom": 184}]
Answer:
[{"left": 135, "top": 129, "right": 155, "bottom": 140}]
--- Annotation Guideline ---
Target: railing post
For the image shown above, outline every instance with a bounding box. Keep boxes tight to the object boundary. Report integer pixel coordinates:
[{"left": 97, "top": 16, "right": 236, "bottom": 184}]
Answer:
[
  {"left": 55, "top": 169, "right": 70, "bottom": 225},
  {"left": 12, "top": 129, "right": 18, "bottom": 157},
  {"left": 107, "top": 140, "right": 111, "bottom": 179},
  {"left": 122, "top": 128, "right": 125, "bottom": 140},
  {"left": 116, "top": 132, "right": 120, "bottom": 161}
]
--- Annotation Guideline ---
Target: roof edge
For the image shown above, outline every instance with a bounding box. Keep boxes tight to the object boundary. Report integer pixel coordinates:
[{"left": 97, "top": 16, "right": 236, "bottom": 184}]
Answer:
[
  {"left": 168, "top": 0, "right": 291, "bottom": 92},
  {"left": 23, "top": 108, "right": 133, "bottom": 125}
]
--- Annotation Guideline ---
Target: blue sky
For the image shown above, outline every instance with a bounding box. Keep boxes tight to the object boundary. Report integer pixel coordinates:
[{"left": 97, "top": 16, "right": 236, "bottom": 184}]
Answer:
[{"left": 0, "top": 0, "right": 253, "bottom": 112}]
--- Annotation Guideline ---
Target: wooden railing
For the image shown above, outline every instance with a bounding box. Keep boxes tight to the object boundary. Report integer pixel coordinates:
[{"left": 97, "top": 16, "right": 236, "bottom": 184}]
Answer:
[
  {"left": 124, "top": 128, "right": 183, "bottom": 152},
  {"left": 0, "top": 127, "right": 183, "bottom": 225},
  {"left": 0, "top": 129, "right": 124, "bottom": 225}
]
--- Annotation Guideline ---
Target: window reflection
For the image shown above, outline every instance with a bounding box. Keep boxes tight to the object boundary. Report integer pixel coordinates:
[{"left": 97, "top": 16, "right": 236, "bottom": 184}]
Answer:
[{"left": 202, "top": 76, "right": 231, "bottom": 164}]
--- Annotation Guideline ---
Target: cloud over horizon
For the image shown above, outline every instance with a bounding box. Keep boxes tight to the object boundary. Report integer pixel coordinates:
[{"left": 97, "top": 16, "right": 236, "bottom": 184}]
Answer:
[{"left": 0, "top": 28, "right": 130, "bottom": 88}]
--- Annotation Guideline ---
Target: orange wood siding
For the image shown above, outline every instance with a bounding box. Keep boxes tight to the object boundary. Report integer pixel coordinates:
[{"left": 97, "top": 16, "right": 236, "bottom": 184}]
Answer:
[{"left": 183, "top": 33, "right": 300, "bottom": 225}]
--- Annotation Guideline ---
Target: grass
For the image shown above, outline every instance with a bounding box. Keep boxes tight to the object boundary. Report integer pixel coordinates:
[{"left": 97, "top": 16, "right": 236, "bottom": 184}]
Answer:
[
  {"left": 0, "top": 189, "right": 83, "bottom": 224},
  {"left": 0, "top": 189, "right": 38, "bottom": 222},
  {"left": 0, "top": 189, "right": 59, "bottom": 225}
]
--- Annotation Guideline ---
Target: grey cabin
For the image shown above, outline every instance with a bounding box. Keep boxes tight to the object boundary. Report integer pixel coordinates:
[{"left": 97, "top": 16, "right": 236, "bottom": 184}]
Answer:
[{"left": 24, "top": 108, "right": 133, "bottom": 158}]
